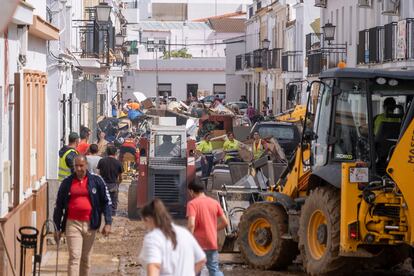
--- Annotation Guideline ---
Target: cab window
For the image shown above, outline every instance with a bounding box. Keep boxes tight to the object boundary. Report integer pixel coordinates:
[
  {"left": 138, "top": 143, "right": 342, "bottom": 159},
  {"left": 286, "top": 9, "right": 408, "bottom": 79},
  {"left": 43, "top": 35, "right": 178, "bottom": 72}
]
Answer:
[{"left": 333, "top": 80, "right": 369, "bottom": 162}]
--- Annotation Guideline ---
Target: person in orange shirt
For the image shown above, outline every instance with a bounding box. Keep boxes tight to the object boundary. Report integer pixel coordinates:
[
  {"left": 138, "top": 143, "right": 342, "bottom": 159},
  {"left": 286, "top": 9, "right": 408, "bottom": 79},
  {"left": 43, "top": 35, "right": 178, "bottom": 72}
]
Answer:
[
  {"left": 76, "top": 126, "right": 91, "bottom": 155},
  {"left": 187, "top": 179, "right": 228, "bottom": 276},
  {"left": 129, "top": 100, "right": 140, "bottom": 110}
]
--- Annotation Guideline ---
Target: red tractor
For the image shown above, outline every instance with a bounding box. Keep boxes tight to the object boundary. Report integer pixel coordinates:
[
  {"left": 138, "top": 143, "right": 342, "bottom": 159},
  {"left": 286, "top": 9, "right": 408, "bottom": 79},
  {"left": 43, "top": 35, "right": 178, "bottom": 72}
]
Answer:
[{"left": 128, "top": 125, "right": 196, "bottom": 218}]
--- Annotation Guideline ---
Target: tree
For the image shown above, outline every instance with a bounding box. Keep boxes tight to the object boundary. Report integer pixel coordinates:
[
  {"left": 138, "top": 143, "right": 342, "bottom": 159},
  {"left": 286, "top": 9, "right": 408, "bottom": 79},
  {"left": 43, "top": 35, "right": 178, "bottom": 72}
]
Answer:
[{"left": 162, "top": 48, "right": 192, "bottom": 59}]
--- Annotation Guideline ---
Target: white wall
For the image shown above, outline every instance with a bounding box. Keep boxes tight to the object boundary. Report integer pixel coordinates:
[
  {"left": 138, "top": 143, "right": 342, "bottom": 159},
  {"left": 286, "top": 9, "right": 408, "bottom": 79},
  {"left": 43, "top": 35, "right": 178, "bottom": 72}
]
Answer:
[
  {"left": 225, "top": 38, "right": 245, "bottom": 102},
  {"left": 138, "top": 0, "right": 252, "bottom": 20},
  {"left": 124, "top": 58, "right": 225, "bottom": 100}
]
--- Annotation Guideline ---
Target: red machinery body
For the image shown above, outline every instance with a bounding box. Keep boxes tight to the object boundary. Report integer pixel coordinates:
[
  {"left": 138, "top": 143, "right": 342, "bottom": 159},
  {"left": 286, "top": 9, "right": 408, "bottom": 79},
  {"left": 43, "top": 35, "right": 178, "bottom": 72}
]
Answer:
[{"left": 136, "top": 125, "right": 195, "bottom": 216}]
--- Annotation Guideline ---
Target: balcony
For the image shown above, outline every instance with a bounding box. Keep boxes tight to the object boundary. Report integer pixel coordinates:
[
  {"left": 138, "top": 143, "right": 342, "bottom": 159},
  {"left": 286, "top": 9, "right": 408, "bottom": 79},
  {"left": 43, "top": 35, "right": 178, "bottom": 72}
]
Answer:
[
  {"left": 357, "top": 19, "right": 414, "bottom": 66},
  {"left": 72, "top": 18, "right": 115, "bottom": 66},
  {"left": 235, "top": 49, "right": 281, "bottom": 71},
  {"left": 306, "top": 33, "right": 347, "bottom": 77},
  {"left": 282, "top": 51, "right": 303, "bottom": 72}
]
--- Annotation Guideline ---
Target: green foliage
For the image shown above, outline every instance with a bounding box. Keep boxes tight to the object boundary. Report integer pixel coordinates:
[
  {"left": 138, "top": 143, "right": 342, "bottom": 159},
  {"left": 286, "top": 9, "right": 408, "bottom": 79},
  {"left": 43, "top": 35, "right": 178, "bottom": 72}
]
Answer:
[{"left": 162, "top": 48, "right": 192, "bottom": 59}]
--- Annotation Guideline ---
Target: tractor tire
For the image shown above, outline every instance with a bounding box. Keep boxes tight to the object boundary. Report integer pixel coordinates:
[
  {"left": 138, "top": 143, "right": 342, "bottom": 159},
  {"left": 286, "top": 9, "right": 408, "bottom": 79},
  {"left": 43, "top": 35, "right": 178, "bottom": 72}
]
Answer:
[
  {"left": 299, "top": 186, "right": 350, "bottom": 276},
  {"left": 238, "top": 202, "right": 298, "bottom": 270},
  {"left": 127, "top": 180, "right": 140, "bottom": 220}
]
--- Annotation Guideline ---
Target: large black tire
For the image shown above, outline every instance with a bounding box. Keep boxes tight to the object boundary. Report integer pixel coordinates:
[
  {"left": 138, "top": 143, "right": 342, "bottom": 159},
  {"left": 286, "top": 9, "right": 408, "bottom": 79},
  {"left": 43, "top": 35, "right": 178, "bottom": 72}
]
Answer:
[
  {"left": 238, "top": 203, "right": 298, "bottom": 270},
  {"left": 299, "top": 187, "right": 350, "bottom": 275},
  {"left": 127, "top": 180, "right": 140, "bottom": 219}
]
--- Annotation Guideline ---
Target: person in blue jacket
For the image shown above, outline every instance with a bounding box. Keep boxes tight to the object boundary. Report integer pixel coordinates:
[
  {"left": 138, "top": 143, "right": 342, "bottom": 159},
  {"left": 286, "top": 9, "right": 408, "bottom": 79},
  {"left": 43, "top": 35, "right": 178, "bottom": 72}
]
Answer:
[{"left": 53, "top": 155, "right": 112, "bottom": 276}]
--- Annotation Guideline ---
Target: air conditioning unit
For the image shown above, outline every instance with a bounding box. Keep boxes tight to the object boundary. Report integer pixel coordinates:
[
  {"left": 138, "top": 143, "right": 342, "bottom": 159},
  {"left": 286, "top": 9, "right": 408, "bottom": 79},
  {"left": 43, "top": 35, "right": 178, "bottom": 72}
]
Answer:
[
  {"left": 315, "top": 0, "right": 327, "bottom": 8},
  {"left": 382, "top": 0, "right": 400, "bottom": 16},
  {"left": 358, "top": 0, "right": 371, "bottom": 8}
]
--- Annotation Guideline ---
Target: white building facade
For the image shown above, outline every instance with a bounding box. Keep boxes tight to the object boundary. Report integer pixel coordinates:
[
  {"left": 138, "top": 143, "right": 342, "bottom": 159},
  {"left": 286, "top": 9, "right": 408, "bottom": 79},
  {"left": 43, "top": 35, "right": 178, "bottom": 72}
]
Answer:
[
  {"left": 124, "top": 58, "right": 225, "bottom": 100},
  {"left": 121, "top": 0, "right": 251, "bottom": 22}
]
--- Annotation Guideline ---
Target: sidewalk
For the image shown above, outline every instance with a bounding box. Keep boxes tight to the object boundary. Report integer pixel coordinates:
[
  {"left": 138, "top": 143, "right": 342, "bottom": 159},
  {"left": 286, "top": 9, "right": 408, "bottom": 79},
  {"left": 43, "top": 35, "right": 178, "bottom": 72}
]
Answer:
[{"left": 40, "top": 237, "right": 120, "bottom": 275}]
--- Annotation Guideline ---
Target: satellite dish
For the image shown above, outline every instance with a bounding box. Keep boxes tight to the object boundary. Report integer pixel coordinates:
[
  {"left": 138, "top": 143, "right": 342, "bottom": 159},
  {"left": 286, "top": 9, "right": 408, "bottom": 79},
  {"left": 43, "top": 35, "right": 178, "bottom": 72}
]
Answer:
[{"left": 0, "top": 0, "right": 20, "bottom": 33}]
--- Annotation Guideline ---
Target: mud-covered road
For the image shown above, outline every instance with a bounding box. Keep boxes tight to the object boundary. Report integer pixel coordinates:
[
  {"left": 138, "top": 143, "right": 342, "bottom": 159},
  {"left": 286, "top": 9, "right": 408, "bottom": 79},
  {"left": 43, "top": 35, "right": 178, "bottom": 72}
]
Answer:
[{"left": 41, "top": 180, "right": 414, "bottom": 275}]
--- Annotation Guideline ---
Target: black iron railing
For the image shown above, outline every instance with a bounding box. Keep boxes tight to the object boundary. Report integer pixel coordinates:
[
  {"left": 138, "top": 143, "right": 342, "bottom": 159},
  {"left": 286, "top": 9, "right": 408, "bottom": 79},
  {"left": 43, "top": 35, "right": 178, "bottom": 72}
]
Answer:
[
  {"left": 358, "top": 18, "right": 414, "bottom": 65},
  {"left": 236, "top": 55, "right": 242, "bottom": 70},
  {"left": 253, "top": 49, "right": 262, "bottom": 68},
  {"left": 72, "top": 19, "right": 115, "bottom": 65},
  {"left": 270, "top": 48, "right": 281, "bottom": 69},
  {"left": 306, "top": 32, "right": 347, "bottom": 77},
  {"left": 282, "top": 51, "right": 302, "bottom": 72},
  {"left": 245, "top": 52, "right": 252, "bottom": 68}
]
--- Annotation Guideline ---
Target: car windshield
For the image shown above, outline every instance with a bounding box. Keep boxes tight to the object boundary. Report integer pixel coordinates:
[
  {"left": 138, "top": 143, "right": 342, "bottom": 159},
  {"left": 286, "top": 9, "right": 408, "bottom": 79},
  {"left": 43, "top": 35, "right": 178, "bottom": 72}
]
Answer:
[
  {"left": 235, "top": 102, "right": 248, "bottom": 109},
  {"left": 257, "top": 126, "right": 295, "bottom": 140}
]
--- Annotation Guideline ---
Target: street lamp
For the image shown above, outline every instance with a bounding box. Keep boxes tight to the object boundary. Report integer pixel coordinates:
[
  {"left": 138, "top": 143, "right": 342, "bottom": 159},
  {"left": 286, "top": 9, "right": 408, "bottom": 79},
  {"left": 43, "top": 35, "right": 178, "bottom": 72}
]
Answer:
[
  {"left": 322, "top": 22, "right": 336, "bottom": 45},
  {"left": 115, "top": 33, "right": 125, "bottom": 47},
  {"left": 262, "top": 38, "right": 271, "bottom": 49},
  {"left": 95, "top": 2, "right": 112, "bottom": 23}
]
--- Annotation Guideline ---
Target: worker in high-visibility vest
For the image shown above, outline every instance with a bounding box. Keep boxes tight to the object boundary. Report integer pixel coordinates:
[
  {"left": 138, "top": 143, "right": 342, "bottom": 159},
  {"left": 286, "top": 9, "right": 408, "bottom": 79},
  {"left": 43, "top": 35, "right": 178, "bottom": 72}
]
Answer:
[
  {"left": 223, "top": 132, "right": 241, "bottom": 164},
  {"left": 252, "top": 131, "right": 268, "bottom": 160},
  {"left": 58, "top": 132, "right": 80, "bottom": 181},
  {"left": 196, "top": 133, "right": 214, "bottom": 177}
]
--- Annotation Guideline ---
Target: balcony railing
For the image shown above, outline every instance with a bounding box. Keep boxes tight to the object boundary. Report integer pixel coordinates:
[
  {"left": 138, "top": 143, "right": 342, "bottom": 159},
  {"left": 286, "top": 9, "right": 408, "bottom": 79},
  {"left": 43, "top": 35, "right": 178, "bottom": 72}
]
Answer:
[
  {"left": 306, "top": 33, "right": 347, "bottom": 77},
  {"left": 270, "top": 48, "right": 282, "bottom": 69},
  {"left": 235, "top": 49, "right": 281, "bottom": 71},
  {"left": 72, "top": 19, "right": 115, "bottom": 65},
  {"left": 358, "top": 18, "right": 414, "bottom": 65},
  {"left": 236, "top": 55, "right": 242, "bottom": 70},
  {"left": 282, "top": 51, "right": 303, "bottom": 72},
  {"left": 253, "top": 49, "right": 262, "bottom": 68}
]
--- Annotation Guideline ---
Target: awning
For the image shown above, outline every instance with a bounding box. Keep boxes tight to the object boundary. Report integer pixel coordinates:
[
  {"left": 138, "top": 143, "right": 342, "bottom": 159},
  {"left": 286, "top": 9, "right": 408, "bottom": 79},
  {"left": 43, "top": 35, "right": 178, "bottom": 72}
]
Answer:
[{"left": 133, "top": 92, "right": 147, "bottom": 102}]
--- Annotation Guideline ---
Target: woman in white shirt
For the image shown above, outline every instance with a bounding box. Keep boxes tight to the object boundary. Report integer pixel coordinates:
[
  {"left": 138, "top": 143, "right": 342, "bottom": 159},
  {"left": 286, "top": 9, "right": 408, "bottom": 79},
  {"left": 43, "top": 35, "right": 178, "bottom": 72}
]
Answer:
[{"left": 139, "top": 199, "right": 206, "bottom": 276}]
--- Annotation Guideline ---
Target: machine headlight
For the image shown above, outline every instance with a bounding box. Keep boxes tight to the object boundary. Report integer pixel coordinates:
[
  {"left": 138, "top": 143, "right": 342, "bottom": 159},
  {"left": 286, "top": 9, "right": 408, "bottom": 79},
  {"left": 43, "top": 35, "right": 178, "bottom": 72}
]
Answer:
[
  {"left": 376, "top": 77, "right": 387, "bottom": 85},
  {"left": 388, "top": 79, "right": 399, "bottom": 86}
]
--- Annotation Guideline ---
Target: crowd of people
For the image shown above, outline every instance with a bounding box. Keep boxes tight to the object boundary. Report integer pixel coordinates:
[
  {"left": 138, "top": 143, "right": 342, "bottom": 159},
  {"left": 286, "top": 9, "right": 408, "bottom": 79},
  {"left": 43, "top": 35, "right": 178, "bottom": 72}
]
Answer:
[{"left": 54, "top": 125, "right": 230, "bottom": 276}]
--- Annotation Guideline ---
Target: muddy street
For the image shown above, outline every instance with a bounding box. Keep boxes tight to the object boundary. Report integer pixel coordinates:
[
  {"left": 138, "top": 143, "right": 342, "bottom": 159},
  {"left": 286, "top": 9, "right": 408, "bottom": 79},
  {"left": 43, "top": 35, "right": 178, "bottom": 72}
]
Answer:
[{"left": 41, "top": 180, "right": 413, "bottom": 276}]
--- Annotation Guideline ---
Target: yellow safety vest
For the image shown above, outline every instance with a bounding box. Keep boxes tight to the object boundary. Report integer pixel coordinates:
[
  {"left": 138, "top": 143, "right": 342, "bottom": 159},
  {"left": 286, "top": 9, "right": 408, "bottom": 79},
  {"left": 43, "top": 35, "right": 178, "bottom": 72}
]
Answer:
[
  {"left": 223, "top": 140, "right": 240, "bottom": 161},
  {"left": 197, "top": 140, "right": 213, "bottom": 155},
  {"left": 374, "top": 113, "right": 401, "bottom": 134},
  {"left": 58, "top": 149, "right": 77, "bottom": 181},
  {"left": 253, "top": 139, "right": 265, "bottom": 160}
]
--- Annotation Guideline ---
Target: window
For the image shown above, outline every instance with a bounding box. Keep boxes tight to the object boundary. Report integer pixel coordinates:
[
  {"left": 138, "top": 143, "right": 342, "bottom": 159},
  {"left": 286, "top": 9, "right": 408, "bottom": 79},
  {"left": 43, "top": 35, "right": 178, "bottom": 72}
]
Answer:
[
  {"left": 154, "top": 134, "right": 181, "bottom": 157},
  {"left": 213, "top": 84, "right": 226, "bottom": 96},
  {"left": 312, "top": 80, "right": 333, "bottom": 167},
  {"left": 158, "top": 83, "right": 172, "bottom": 97},
  {"left": 157, "top": 39, "right": 166, "bottom": 52},
  {"left": 333, "top": 80, "right": 369, "bottom": 162},
  {"left": 187, "top": 84, "right": 198, "bottom": 98},
  {"left": 257, "top": 126, "right": 295, "bottom": 140},
  {"left": 147, "top": 39, "right": 154, "bottom": 52}
]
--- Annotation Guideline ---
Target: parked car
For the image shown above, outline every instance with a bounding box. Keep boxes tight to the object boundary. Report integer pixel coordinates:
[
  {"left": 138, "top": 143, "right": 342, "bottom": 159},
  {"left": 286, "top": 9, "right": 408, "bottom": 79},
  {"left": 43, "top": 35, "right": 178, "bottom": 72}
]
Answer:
[
  {"left": 226, "top": 101, "right": 248, "bottom": 114},
  {"left": 250, "top": 121, "right": 300, "bottom": 159},
  {"left": 201, "top": 94, "right": 225, "bottom": 104}
]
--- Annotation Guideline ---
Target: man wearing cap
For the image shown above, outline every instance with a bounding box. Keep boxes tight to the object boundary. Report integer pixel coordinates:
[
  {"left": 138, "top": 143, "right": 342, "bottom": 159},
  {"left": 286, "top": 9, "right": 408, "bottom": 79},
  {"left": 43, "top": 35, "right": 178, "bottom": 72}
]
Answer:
[{"left": 59, "top": 132, "right": 80, "bottom": 181}]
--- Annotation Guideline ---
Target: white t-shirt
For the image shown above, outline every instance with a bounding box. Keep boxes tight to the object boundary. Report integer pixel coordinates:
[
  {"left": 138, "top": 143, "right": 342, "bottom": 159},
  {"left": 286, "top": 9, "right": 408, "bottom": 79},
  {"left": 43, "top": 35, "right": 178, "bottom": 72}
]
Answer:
[
  {"left": 86, "top": 155, "right": 102, "bottom": 174},
  {"left": 139, "top": 224, "right": 206, "bottom": 276}
]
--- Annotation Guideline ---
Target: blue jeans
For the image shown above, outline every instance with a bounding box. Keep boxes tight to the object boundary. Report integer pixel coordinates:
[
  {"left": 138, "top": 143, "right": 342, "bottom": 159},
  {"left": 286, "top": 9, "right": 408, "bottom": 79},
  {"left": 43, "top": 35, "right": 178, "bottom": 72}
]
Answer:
[
  {"left": 201, "top": 155, "right": 214, "bottom": 178},
  {"left": 205, "top": 250, "right": 223, "bottom": 276}
]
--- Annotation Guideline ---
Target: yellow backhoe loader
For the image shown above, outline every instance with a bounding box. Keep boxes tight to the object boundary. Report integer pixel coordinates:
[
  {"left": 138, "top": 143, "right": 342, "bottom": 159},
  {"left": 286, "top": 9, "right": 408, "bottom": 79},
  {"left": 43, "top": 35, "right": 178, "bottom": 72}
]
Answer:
[{"left": 236, "top": 68, "right": 414, "bottom": 275}]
